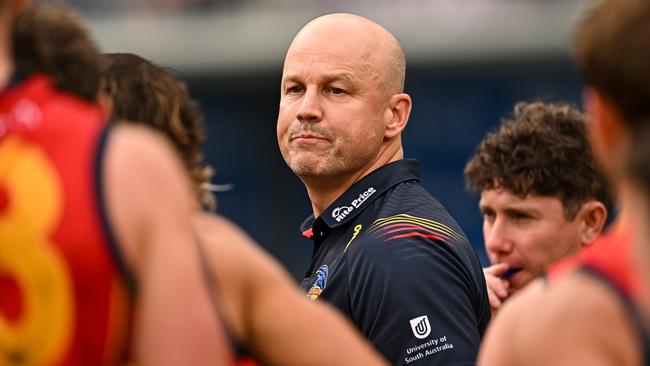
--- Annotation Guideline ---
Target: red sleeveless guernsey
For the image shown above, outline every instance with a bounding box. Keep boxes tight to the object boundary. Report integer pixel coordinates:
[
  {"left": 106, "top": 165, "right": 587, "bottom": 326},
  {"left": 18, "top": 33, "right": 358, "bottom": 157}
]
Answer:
[
  {"left": 0, "top": 74, "right": 130, "bottom": 365},
  {"left": 548, "top": 222, "right": 638, "bottom": 298}
]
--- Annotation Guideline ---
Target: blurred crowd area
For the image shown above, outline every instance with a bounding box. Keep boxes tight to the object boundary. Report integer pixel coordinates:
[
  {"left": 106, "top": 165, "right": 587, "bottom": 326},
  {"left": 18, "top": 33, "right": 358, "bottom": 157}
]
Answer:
[{"left": 63, "top": 0, "right": 583, "bottom": 16}]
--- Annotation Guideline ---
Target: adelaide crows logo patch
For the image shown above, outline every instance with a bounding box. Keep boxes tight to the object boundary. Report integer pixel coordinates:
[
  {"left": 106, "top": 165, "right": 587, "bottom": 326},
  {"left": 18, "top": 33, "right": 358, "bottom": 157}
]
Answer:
[{"left": 307, "top": 265, "right": 329, "bottom": 301}]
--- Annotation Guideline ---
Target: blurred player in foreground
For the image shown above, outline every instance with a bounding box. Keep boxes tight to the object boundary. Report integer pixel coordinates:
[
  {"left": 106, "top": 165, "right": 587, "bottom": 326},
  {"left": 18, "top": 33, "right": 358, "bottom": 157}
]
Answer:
[
  {"left": 478, "top": 0, "right": 650, "bottom": 364},
  {"left": 99, "top": 52, "right": 387, "bottom": 366},
  {"left": 0, "top": 2, "right": 232, "bottom": 364}
]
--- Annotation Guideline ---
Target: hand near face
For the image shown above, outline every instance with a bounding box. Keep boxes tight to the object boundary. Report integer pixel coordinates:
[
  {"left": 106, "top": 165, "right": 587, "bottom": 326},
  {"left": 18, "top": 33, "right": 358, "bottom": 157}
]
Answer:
[{"left": 483, "top": 263, "right": 510, "bottom": 317}]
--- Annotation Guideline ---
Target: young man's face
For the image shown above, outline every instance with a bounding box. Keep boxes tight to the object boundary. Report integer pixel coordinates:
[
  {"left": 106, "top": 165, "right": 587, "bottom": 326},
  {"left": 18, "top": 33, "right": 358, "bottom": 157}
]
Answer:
[{"left": 479, "top": 188, "right": 584, "bottom": 293}]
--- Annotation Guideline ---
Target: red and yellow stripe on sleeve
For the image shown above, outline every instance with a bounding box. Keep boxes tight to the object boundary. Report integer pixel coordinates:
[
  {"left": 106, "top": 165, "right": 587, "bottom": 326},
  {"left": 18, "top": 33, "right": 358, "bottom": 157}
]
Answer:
[{"left": 367, "top": 213, "right": 464, "bottom": 244}]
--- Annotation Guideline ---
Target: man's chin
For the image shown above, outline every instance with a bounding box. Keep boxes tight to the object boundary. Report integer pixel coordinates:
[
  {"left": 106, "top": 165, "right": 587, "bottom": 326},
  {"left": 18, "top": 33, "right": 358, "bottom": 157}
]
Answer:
[
  {"left": 286, "top": 155, "right": 324, "bottom": 174},
  {"left": 288, "top": 156, "right": 343, "bottom": 179},
  {"left": 291, "top": 164, "right": 327, "bottom": 178}
]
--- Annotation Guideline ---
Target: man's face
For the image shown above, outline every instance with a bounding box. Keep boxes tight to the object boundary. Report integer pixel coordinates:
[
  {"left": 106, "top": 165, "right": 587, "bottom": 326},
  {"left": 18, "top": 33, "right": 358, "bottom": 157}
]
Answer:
[
  {"left": 276, "top": 30, "right": 388, "bottom": 181},
  {"left": 480, "top": 189, "right": 584, "bottom": 293}
]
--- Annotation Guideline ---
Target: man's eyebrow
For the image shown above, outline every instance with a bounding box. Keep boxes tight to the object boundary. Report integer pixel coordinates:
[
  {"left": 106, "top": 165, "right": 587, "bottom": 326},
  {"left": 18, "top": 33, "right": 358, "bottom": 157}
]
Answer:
[
  {"left": 321, "top": 73, "right": 355, "bottom": 85},
  {"left": 281, "top": 73, "right": 356, "bottom": 85},
  {"left": 478, "top": 203, "right": 491, "bottom": 212},
  {"left": 503, "top": 206, "right": 539, "bottom": 216},
  {"left": 282, "top": 74, "right": 301, "bottom": 85}
]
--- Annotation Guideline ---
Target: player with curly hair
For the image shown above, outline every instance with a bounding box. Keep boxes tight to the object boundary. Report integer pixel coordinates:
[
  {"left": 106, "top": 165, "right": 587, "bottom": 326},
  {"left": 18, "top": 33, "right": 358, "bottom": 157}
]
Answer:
[{"left": 465, "top": 101, "right": 613, "bottom": 315}]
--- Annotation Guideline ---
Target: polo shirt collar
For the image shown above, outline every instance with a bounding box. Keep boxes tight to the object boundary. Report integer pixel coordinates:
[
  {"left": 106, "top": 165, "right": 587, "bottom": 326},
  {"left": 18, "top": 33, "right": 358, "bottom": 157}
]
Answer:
[{"left": 300, "top": 159, "right": 420, "bottom": 236}]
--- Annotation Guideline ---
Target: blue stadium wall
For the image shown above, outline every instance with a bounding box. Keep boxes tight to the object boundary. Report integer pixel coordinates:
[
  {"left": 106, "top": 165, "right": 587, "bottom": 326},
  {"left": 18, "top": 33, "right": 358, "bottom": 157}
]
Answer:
[{"left": 187, "top": 57, "right": 583, "bottom": 279}]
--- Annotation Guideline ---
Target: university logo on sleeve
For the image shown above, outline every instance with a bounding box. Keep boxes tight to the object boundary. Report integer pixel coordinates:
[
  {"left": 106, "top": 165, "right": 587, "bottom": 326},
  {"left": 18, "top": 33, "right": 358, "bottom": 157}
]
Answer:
[
  {"left": 409, "top": 315, "right": 431, "bottom": 339},
  {"left": 307, "top": 265, "right": 329, "bottom": 300}
]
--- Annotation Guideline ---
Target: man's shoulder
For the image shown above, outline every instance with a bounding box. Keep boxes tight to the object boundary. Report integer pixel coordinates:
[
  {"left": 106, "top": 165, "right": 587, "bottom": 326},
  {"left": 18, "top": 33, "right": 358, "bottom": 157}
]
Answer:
[
  {"left": 345, "top": 209, "right": 473, "bottom": 274},
  {"left": 508, "top": 274, "right": 629, "bottom": 334},
  {"left": 340, "top": 174, "right": 479, "bottom": 276},
  {"left": 480, "top": 274, "right": 640, "bottom": 365},
  {"left": 377, "top": 179, "right": 439, "bottom": 212},
  {"left": 365, "top": 181, "right": 470, "bottom": 249}
]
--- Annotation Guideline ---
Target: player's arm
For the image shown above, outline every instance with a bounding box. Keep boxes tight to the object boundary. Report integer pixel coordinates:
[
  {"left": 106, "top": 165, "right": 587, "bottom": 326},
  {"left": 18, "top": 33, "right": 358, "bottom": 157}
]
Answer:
[
  {"left": 193, "top": 214, "right": 388, "bottom": 366},
  {"left": 345, "top": 234, "right": 487, "bottom": 365},
  {"left": 104, "top": 125, "right": 232, "bottom": 366},
  {"left": 478, "top": 276, "right": 640, "bottom": 366}
]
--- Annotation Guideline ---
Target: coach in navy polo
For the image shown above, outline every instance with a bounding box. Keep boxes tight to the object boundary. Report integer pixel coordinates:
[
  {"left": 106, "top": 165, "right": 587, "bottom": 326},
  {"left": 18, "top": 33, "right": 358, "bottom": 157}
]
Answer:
[{"left": 276, "top": 13, "right": 490, "bottom": 365}]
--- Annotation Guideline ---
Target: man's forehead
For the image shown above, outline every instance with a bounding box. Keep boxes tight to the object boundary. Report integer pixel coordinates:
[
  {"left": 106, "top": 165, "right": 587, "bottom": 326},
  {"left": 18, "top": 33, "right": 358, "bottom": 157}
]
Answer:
[
  {"left": 287, "top": 32, "right": 374, "bottom": 65},
  {"left": 282, "top": 46, "right": 377, "bottom": 84},
  {"left": 480, "top": 189, "right": 564, "bottom": 210}
]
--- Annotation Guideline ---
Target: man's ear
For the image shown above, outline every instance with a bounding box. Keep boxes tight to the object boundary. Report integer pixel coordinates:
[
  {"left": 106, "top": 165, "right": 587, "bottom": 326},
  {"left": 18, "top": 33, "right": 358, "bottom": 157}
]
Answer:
[
  {"left": 384, "top": 93, "right": 411, "bottom": 139},
  {"left": 577, "top": 200, "right": 608, "bottom": 247}
]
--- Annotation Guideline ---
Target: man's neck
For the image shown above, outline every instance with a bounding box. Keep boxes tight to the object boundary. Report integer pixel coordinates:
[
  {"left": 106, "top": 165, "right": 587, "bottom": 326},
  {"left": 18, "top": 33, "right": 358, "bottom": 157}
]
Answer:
[{"left": 304, "top": 143, "right": 403, "bottom": 218}]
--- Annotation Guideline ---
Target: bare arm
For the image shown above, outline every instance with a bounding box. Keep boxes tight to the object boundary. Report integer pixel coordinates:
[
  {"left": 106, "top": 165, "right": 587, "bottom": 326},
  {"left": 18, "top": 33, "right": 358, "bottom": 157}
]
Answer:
[
  {"left": 194, "top": 214, "right": 387, "bottom": 366},
  {"left": 105, "top": 125, "right": 232, "bottom": 365},
  {"left": 478, "top": 276, "right": 640, "bottom": 366}
]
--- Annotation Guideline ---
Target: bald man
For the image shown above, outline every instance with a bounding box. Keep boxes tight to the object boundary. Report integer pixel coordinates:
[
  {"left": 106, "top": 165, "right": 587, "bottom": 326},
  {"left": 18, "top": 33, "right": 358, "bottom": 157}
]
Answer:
[{"left": 277, "top": 13, "right": 490, "bottom": 365}]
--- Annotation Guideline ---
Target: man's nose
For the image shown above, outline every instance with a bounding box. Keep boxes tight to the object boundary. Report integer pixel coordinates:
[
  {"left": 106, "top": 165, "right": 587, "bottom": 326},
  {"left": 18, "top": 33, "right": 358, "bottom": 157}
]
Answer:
[
  {"left": 484, "top": 218, "right": 514, "bottom": 257},
  {"left": 296, "top": 88, "right": 323, "bottom": 123}
]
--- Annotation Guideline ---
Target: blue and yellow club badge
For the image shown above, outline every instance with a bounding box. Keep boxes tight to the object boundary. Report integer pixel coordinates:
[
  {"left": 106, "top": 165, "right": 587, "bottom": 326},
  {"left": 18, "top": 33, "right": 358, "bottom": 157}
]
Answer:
[{"left": 307, "top": 265, "right": 329, "bottom": 301}]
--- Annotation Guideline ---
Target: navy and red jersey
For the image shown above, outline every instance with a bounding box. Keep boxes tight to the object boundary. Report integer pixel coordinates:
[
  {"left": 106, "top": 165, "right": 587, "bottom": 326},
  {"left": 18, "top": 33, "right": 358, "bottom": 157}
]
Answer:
[
  {"left": 548, "top": 222, "right": 637, "bottom": 294},
  {"left": 300, "top": 159, "right": 490, "bottom": 365},
  {"left": 548, "top": 223, "right": 650, "bottom": 365},
  {"left": 0, "top": 74, "right": 131, "bottom": 365}
]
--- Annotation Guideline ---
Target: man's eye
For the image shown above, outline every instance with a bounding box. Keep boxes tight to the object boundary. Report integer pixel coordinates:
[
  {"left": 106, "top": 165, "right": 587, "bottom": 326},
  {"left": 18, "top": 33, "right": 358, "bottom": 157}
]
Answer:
[
  {"left": 482, "top": 211, "right": 495, "bottom": 222},
  {"left": 512, "top": 213, "right": 532, "bottom": 221},
  {"left": 287, "top": 86, "right": 304, "bottom": 94},
  {"left": 329, "top": 87, "right": 345, "bottom": 95}
]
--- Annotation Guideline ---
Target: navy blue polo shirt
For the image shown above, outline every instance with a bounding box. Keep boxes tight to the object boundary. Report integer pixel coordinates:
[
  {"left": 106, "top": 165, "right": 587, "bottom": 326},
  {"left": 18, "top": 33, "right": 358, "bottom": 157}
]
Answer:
[{"left": 300, "top": 159, "right": 490, "bottom": 365}]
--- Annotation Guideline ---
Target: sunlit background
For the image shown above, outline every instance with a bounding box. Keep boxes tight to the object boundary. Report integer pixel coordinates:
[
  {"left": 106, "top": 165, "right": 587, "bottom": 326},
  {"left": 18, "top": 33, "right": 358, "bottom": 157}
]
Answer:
[{"left": 63, "top": 0, "right": 595, "bottom": 279}]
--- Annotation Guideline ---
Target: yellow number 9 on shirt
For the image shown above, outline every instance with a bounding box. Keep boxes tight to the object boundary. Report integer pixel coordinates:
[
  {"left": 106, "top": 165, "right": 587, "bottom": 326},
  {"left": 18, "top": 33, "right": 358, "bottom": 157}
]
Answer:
[{"left": 0, "top": 136, "right": 73, "bottom": 365}]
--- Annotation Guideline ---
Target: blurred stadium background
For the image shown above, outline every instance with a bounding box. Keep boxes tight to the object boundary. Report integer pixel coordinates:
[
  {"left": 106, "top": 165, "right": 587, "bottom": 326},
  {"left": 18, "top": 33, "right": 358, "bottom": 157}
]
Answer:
[{"left": 63, "top": 0, "right": 594, "bottom": 279}]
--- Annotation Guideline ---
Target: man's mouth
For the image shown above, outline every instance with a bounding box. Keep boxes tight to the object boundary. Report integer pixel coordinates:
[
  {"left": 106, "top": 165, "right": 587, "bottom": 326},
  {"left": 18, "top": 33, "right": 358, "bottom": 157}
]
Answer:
[
  {"left": 501, "top": 268, "right": 523, "bottom": 280},
  {"left": 291, "top": 133, "right": 328, "bottom": 141}
]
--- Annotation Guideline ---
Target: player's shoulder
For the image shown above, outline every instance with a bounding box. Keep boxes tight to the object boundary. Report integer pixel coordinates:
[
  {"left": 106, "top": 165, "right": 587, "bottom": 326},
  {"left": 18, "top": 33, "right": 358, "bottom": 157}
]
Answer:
[
  {"left": 103, "top": 122, "right": 197, "bottom": 255},
  {"left": 514, "top": 273, "right": 627, "bottom": 338},
  {"left": 106, "top": 122, "right": 197, "bottom": 197},
  {"left": 480, "top": 274, "right": 639, "bottom": 365},
  {"left": 193, "top": 213, "right": 261, "bottom": 261},
  {"left": 107, "top": 122, "right": 182, "bottom": 168},
  {"left": 538, "top": 271, "right": 634, "bottom": 332},
  {"left": 193, "top": 213, "right": 285, "bottom": 280},
  {"left": 193, "top": 213, "right": 250, "bottom": 241}
]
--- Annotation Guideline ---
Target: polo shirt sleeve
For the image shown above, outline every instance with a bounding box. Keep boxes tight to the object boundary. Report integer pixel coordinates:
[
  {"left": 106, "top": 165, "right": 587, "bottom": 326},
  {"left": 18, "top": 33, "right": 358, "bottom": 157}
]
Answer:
[{"left": 345, "top": 232, "right": 487, "bottom": 365}]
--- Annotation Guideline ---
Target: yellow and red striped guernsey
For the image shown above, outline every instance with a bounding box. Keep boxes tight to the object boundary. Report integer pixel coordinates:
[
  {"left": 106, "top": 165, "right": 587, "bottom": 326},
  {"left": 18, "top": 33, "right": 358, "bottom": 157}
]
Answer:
[
  {"left": 0, "top": 74, "right": 131, "bottom": 365},
  {"left": 367, "top": 213, "right": 465, "bottom": 244}
]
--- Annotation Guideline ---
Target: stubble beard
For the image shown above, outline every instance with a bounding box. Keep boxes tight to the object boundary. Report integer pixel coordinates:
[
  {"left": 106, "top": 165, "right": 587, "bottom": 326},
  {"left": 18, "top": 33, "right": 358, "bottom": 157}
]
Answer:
[
  {"left": 286, "top": 146, "right": 380, "bottom": 188},
  {"left": 286, "top": 148, "right": 344, "bottom": 178}
]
